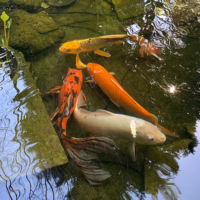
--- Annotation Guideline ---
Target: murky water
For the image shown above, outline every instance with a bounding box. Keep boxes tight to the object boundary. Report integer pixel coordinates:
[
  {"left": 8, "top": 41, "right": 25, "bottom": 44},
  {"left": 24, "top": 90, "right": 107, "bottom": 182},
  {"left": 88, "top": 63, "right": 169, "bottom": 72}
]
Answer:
[{"left": 0, "top": 0, "right": 200, "bottom": 199}]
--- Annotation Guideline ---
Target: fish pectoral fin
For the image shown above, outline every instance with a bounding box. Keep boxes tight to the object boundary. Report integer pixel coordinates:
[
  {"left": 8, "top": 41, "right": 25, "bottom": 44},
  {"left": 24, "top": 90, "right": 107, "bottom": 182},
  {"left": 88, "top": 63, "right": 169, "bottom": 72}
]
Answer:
[
  {"left": 76, "top": 53, "right": 87, "bottom": 69},
  {"left": 95, "top": 109, "right": 113, "bottom": 115},
  {"left": 81, "top": 92, "right": 87, "bottom": 107},
  {"left": 109, "top": 72, "right": 115, "bottom": 76},
  {"left": 128, "top": 141, "right": 136, "bottom": 162},
  {"left": 94, "top": 49, "right": 111, "bottom": 57},
  {"left": 41, "top": 86, "right": 61, "bottom": 95},
  {"left": 110, "top": 98, "right": 121, "bottom": 107},
  {"left": 85, "top": 79, "right": 95, "bottom": 83},
  {"left": 50, "top": 106, "right": 60, "bottom": 121}
]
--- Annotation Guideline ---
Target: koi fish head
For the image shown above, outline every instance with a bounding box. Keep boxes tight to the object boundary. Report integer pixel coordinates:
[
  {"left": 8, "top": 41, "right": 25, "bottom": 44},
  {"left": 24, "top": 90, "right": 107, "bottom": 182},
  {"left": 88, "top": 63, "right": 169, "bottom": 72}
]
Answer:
[
  {"left": 59, "top": 41, "right": 81, "bottom": 54},
  {"left": 59, "top": 69, "right": 83, "bottom": 106},
  {"left": 63, "top": 68, "right": 83, "bottom": 85},
  {"left": 135, "top": 121, "right": 166, "bottom": 145},
  {"left": 87, "top": 63, "right": 102, "bottom": 77}
]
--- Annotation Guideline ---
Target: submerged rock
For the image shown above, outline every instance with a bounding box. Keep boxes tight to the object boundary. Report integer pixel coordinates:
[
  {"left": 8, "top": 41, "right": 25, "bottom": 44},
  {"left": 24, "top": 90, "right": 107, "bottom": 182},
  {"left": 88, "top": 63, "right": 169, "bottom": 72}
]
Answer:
[
  {"left": 163, "top": 0, "right": 200, "bottom": 26},
  {"left": 10, "top": 0, "right": 42, "bottom": 6},
  {"left": 0, "top": 0, "right": 8, "bottom": 4},
  {"left": 111, "top": 0, "right": 144, "bottom": 20},
  {"left": 45, "top": 0, "right": 75, "bottom": 7},
  {"left": 7, "top": 10, "right": 64, "bottom": 54},
  {"left": 0, "top": 0, "right": 42, "bottom": 12}
]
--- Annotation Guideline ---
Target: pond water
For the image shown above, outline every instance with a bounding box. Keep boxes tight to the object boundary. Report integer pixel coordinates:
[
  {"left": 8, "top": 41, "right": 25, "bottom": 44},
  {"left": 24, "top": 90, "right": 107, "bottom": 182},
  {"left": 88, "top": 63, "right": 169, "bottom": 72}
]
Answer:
[{"left": 0, "top": 0, "right": 200, "bottom": 199}]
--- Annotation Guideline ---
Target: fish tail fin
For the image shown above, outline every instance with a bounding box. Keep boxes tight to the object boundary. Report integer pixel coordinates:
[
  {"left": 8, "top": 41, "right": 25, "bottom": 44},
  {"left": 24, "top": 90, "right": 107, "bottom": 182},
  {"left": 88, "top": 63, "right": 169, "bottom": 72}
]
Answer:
[
  {"left": 158, "top": 124, "right": 179, "bottom": 137},
  {"left": 61, "top": 136, "right": 117, "bottom": 185},
  {"left": 139, "top": 41, "right": 161, "bottom": 57},
  {"left": 128, "top": 34, "right": 161, "bottom": 56}
]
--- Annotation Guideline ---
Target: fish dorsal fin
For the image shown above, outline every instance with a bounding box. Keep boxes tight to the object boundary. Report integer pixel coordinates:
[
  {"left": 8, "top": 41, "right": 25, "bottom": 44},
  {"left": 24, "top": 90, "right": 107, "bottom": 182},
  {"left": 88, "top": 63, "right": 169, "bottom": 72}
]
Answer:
[
  {"left": 95, "top": 109, "right": 113, "bottom": 115},
  {"left": 110, "top": 98, "right": 121, "bottom": 107}
]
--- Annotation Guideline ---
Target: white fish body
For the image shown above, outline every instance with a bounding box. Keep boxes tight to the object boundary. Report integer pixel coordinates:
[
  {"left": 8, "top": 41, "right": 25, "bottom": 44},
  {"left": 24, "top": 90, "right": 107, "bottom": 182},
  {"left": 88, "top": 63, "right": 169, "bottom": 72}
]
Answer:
[{"left": 74, "top": 91, "right": 166, "bottom": 161}]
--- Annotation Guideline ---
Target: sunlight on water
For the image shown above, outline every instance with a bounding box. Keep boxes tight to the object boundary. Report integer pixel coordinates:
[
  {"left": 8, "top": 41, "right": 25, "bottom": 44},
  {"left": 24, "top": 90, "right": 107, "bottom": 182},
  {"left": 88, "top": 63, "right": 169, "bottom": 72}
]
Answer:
[{"left": 169, "top": 85, "right": 176, "bottom": 94}]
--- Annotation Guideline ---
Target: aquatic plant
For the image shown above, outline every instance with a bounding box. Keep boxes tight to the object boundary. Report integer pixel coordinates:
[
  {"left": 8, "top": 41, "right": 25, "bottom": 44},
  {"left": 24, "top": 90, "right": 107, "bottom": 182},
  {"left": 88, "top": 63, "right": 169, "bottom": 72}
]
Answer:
[
  {"left": 0, "top": 11, "right": 12, "bottom": 65},
  {"left": 1, "top": 11, "right": 12, "bottom": 49}
]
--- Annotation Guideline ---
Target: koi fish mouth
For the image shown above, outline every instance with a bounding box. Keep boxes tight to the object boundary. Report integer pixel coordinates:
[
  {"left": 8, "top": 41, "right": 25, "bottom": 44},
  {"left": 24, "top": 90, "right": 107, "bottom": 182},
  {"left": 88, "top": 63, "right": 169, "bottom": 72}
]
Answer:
[{"left": 157, "top": 135, "right": 166, "bottom": 144}]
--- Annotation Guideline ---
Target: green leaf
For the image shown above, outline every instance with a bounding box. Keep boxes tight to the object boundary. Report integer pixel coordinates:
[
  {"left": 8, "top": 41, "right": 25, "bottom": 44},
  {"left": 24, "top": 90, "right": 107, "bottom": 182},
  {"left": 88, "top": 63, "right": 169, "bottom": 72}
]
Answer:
[
  {"left": 6, "top": 18, "right": 12, "bottom": 29},
  {"left": 2, "top": 39, "right": 5, "bottom": 47},
  {"left": 1, "top": 11, "right": 9, "bottom": 22}
]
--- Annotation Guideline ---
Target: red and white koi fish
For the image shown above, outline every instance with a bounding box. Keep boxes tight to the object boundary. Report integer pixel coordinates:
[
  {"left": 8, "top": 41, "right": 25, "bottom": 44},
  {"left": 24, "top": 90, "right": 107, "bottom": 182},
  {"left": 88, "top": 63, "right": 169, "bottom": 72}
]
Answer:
[{"left": 43, "top": 68, "right": 116, "bottom": 185}]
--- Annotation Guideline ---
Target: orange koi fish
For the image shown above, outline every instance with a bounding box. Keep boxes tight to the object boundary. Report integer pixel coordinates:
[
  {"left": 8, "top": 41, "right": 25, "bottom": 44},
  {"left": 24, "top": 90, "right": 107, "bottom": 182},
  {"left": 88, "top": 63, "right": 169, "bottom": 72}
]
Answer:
[
  {"left": 85, "top": 63, "right": 178, "bottom": 137},
  {"left": 44, "top": 68, "right": 116, "bottom": 185},
  {"left": 59, "top": 34, "right": 161, "bottom": 69}
]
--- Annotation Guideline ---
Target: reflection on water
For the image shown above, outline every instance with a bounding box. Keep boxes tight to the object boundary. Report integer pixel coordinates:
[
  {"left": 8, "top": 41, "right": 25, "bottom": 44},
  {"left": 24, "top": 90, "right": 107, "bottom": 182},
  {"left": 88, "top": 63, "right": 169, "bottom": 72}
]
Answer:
[
  {"left": 0, "top": 0, "right": 200, "bottom": 199},
  {"left": 0, "top": 50, "right": 67, "bottom": 197}
]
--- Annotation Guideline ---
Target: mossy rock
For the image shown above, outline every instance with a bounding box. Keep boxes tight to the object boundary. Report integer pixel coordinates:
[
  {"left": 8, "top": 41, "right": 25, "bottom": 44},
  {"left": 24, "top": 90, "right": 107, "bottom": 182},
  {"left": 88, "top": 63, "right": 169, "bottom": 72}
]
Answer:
[
  {"left": 0, "top": 0, "right": 8, "bottom": 4},
  {"left": 6, "top": 10, "right": 65, "bottom": 54},
  {"left": 111, "top": 0, "right": 144, "bottom": 20},
  {"left": 45, "top": 0, "right": 75, "bottom": 7}
]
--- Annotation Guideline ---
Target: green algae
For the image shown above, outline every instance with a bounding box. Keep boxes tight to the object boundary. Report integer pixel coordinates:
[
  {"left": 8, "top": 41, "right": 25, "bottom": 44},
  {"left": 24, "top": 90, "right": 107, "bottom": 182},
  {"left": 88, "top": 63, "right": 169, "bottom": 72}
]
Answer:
[{"left": 3, "top": 10, "right": 65, "bottom": 54}]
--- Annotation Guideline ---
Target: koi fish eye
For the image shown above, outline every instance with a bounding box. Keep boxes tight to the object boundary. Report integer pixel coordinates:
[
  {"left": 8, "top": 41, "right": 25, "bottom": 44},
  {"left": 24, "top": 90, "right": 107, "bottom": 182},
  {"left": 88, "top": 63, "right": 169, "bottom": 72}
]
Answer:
[{"left": 148, "top": 136, "right": 154, "bottom": 141}]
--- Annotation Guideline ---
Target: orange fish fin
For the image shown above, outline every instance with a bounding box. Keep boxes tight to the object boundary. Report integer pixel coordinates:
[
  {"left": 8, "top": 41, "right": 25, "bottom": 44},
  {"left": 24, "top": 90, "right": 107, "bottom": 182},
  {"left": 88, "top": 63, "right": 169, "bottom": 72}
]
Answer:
[
  {"left": 158, "top": 124, "right": 179, "bottom": 138},
  {"left": 41, "top": 86, "right": 61, "bottom": 95},
  {"left": 50, "top": 106, "right": 60, "bottom": 121},
  {"left": 94, "top": 49, "right": 111, "bottom": 57},
  {"left": 76, "top": 53, "right": 87, "bottom": 69},
  {"left": 146, "top": 42, "right": 161, "bottom": 56},
  {"left": 110, "top": 98, "right": 121, "bottom": 107},
  {"left": 139, "top": 42, "right": 161, "bottom": 57},
  {"left": 149, "top": 114, "right": 158, "bottom": 125}
]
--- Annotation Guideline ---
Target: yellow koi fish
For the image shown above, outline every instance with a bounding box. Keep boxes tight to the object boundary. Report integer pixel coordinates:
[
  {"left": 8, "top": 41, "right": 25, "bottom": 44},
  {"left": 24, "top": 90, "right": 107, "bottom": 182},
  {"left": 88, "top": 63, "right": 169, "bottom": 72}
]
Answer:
[{"left": 59, "top": 34, "right": 161, "bottom": 69}]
